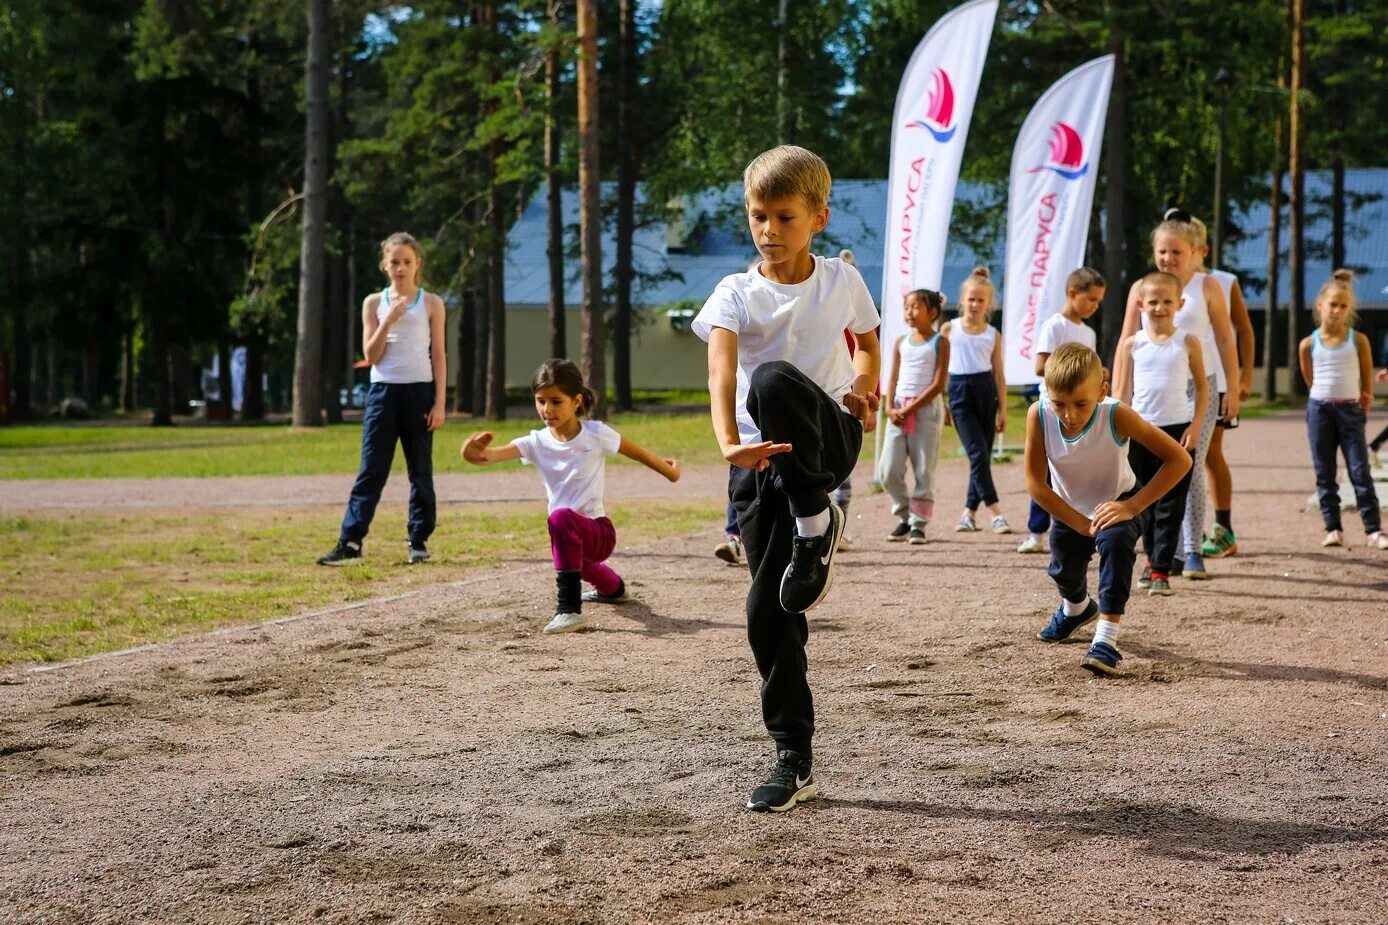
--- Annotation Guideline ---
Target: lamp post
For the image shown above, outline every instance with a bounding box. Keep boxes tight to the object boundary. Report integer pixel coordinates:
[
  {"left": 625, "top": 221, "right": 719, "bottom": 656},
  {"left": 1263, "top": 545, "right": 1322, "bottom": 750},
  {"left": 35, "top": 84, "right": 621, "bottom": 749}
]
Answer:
[{"left": 1211, "top": 68, "right": 1232, "bottom": 268}]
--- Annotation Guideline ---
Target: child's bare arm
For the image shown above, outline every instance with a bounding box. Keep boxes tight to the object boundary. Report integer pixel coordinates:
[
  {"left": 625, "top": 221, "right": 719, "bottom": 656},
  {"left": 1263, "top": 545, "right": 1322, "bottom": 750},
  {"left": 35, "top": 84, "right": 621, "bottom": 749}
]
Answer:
[
  {"left": 1118, "top": 280, "right": 1143, "bottom": 345},
  {"left": 460, "top": 432, "right": 521, "bottom": 465},
  {"left": 991, "top": 329, "right": 1007, "bottom": 433},
  {"left": 1205, "top": 276, "right": 1240, "bottom": 419},
  {"left": 1298, "top": 336, "right": 1314, "bottom": 390},
  {"left": 1034, "top": 350, "right": 1050, "bottom": 379},
  {"left": 885, "top": 335, "right": 903, "bottom": 421},
  {"left": 916, "top": 336, "right": 950, "bottom": 406},
  {"left": 1097, "top": 404, "right": 1192, "bottom": 531},
  {"left": 1111, "top": 337, "right": 1135, "bottom": 406},
  {"left": 708, "top": 327, "right": 790, "bottom": 471},
  {"left": 844, "top": 328, "right": 882, "bottom": 431},
  {"left": 1024, "top": 404, "right": 1092, "bottom": 534},
  {"left": 1357, "top": 332, "right": 1375, "bottom": 412},
  {"left": 1229, "top": 280, "right": 1255, "bottom": 400},
  {"left": 1183, "top": 334, "right": 1208, "bottom": 450},
  {"left": 618, "top": 436, "right": 680, "bottom": 482}
]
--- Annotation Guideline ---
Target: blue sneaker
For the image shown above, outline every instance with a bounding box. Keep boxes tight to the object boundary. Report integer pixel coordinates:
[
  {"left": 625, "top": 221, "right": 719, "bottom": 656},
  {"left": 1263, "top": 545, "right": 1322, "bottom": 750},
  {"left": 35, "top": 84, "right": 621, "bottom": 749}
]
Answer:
[
  {"left": 1036, "top": 599, "right": 1098, "bottom": 642},
  {"left": 1081, "top": 641, "right": 1124, "bottom": 676},
  {"left": 1183, "top": 553, "right": 1209, "bottom": 580}
]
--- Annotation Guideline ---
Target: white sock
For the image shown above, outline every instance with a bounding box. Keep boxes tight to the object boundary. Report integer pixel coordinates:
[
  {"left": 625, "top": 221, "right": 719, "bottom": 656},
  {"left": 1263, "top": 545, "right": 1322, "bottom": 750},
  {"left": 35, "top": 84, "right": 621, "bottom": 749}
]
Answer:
[
  {"left": 1092, "top": 618, "right": 1119, "bottom": 647},
  {"left": 1062, "top": 596, "right": 1091, "bottom": 617},
  {"left": 795, "top": 509, "right": 831, "bottom": 538}
]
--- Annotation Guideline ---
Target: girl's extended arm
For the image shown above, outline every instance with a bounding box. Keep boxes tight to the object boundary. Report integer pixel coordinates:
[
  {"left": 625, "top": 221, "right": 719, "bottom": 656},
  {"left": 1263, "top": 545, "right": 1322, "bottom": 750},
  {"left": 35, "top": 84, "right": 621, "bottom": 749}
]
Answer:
[
  {"left": 426, "top": 294, "right": 447, "bottom": 431},
  {"left": 1184, "top": 334, "right": 1208, "bottom": 451},
  {"left": 1118, "top": 280, "right": 1143, "bottom": 346},
  {"left": 1112, "top": 336, "right": 1135, "bottom": 406},
  {"left": 460, "top": 431, "right": 521, "bottom": 465},
  {"left": 1229, "top": 280, "right": 1255, "bottom": 400},
  {"left": 709, "top": 327, "right": 789, "bottom": 471},
  {"left": 618, "top": 436, "right": 680, "bottom": 482},
  {"left": 915, "top": 335, "right": 950, "bottom": 406},
  {"left": 884, "top": 334, "right": 903, "bottom": 418},
  {"left": 1023, "top": 403, "right": 1091, "bottom": 534},
  {"left": 1298, "top": 336, "right": 1314, "bottom": 390},
  {"left": 1099, "top": 404, "right": 1192, "bottom": 531},
  {"left": 991, "top": 328, "right": 1007, "bottom": 433},
  {"left": 1357, "top": 332, "right": 1375, "bottom": 413},
  {"left": 1204, "top": 276, "right": 1239, "bottom": 420}
]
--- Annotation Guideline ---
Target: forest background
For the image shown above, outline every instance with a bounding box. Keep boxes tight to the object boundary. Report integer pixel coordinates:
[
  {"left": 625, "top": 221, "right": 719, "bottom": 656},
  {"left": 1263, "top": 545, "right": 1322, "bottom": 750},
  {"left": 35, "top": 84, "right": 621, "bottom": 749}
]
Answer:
[{"left": 0, "top": 0, "right": 1383, "bottom": 425}]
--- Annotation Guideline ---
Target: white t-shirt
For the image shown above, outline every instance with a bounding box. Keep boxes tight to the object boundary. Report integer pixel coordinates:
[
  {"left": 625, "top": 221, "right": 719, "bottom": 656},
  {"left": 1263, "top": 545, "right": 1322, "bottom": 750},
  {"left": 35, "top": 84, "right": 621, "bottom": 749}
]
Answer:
[
  {"left": 946, "top": 323, "right": 998, "bottom": 374},
  {"left": 1034, "top": 313, "right": 1096, "bottom": 399},
  {"left": 514, "top": 420, "right": 623, "bottom": 518},
  {"left": 693, "top": 255, "right": 880, "bottom": 444}
]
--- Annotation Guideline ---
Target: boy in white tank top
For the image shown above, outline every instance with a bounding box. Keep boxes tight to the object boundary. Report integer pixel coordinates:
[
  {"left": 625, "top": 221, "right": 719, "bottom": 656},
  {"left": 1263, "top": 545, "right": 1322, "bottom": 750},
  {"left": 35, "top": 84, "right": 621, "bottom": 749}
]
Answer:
[
  {"left": 1112, "top": 272, "right": 1208, "bottom": 595},
  {"left": 1027, "top": 344, "right": 1192, "bottom": 676}
]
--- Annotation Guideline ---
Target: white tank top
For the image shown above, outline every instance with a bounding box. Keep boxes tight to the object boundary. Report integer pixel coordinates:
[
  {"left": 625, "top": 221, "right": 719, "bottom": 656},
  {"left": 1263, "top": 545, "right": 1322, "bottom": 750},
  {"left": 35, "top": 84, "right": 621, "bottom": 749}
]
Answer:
[
  {"left": 1042, "top": 398, "right": 1137, "bottom": 519},
  {"left": 1309, "top": 329, "right": 1360, "bottom": 401},
  {"left": 947, "top": 323, "right": 997, "bottom": 375},
  {"left": 1146, "top": 273, "right": 1221, "bottom": 392},
  {"left": 370, "top": 287, "right": 434, "bottom": 384},
  {"left": 896, "top": 333, "right": 941, "bottom": 397},
  {"left": 1130, "top": 331, "right": 1193, "bottom": 427}
]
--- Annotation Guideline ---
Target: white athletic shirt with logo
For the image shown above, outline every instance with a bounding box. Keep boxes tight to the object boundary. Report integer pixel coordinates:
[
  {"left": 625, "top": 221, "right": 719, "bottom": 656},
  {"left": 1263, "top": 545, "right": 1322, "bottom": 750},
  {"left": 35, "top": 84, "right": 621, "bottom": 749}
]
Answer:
[
  {"left": 1309, "top": 329, "right": 1361, "bottom": 401},
  {"left": 693, "top": 255, "right": 881, "bottom": 444},
  {"left": 370, "top": 287, "right": 434, "bottom": 384},
  {"left": 947, "top": 323, "right": 997, "bottom": 374},
  {"left": 1041, "top": 397, "right": 1136, "bottom": 519},
  {"left": 514, "top": 420, "right": 623, "bottom": 518},
  {"left": 895, "top": 333, "right": 941, "bottom": 397},
  {"left": 1034, "top": 313, "right": 1096, "bottom": 401},
  {"left": 1130, "top": 331, "right": 1193, "bottom": 427}
]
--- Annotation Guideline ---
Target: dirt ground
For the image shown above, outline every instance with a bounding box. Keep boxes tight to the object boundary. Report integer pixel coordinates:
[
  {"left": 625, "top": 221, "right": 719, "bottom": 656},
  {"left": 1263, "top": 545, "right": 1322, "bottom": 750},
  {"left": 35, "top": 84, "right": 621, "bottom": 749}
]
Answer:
[{"left": 2, "top": 410, "right": 1386, "bottom": 924}]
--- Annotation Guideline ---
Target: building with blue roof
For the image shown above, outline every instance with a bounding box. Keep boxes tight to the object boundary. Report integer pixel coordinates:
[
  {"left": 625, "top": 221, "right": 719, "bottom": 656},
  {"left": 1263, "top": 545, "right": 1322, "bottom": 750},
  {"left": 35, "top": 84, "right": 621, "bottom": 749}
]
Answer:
[{"left": 463, "top": 169, "right": 1387, "bottom": 390}]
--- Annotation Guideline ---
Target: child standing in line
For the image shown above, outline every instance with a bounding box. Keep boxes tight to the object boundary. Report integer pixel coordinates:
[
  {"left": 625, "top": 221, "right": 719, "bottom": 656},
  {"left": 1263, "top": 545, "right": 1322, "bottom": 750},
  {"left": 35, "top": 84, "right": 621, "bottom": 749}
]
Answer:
[
  {"left": 319, "top": 232, "right": 447, "bottom": 567},
  {"left": 1190, "top": 216, "right": 1255, "bottom": 560},
  {"left": 461, "top": 359, "right": 681, "bottom": 633},
  {"left": 877, "top": 288, "right": 949, "bottom": 544},
  {"left": 1297, "top": 270, "right": 1387, "bottom": 550},
  {"left": 1018, "top": 267, "right": 1105, "bottom": 554},
  {"left": 1029, "top": 344, "right": 1192, "bottom": 676},
  {"left": 943, "top": 267, "right": 1011, "bottom": 535},
  {"left": 1118, "top": 211, "right": 1239, "bottom": 579},
  {"left": 1112, "top": 271, "right": 1208, "bottom": 595},
  {"left": 694, "top": 145, "right": 880, "bottom": 813}
]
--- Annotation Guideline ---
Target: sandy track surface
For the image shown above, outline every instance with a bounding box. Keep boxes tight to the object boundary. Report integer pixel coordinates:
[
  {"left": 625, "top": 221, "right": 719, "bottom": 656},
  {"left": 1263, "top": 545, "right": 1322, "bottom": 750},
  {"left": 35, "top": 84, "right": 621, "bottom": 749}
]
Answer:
[{"left": 2, "top": 411, "right": 1386, "bottom": 924}]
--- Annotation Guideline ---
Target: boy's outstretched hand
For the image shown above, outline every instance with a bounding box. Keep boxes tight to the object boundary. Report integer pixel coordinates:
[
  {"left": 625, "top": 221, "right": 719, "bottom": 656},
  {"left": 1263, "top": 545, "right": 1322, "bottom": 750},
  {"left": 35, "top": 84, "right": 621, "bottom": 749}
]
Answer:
[
  {"left": 1089, "top": 498, "right": 1138, "bottom": 534},
  {"left": 663, "top": 458, "right": 681, "bottom": 482},
  {"left": 843, "top": 390, "right": 880, "bottom": 433},
  {"left": 461, "top": 431, "right": 493, "bottom": 464},
  {"left": 724, "top": 440, "right": 792, "bottom": 472}
]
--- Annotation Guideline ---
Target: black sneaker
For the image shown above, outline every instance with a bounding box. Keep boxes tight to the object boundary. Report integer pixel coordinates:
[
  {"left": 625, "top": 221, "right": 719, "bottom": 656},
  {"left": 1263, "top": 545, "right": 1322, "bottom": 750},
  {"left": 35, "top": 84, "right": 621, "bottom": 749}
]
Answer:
[
  {"left": 1167, "top": 558, "right": 1183, "bottom": 578},
  {"left": 779, "top": 502, "right": 844, "bottom": 614},
  {"left": 747, "top": 749, "right": 817, "bottom": 813},
  {"left": 887, "top": 521, "right": 910, "bottom": 542},
  {"left": 317, "top": 540, "right": 362, "bottom": 566},
  {"left": 408, "top": 541, "right": 430, "bottom": 564},
  {"left": 908, "top": 527, "right": 927, "bottom": 545}
]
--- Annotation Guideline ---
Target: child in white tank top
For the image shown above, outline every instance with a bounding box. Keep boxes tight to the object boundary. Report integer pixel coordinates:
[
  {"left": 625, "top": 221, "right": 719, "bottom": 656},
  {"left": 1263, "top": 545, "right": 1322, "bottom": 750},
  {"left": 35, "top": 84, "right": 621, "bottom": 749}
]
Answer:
[
  {"left": 1028, "top": 344, "right": 1192, "bottom": 676},
  {"left": 877, "top": 289, "right": 949, "bottom": 542},
  {"left": 1113, "top": 272, "right": 1209, "bottom": 593},
  {"left": 1297, "top": 270, "right": 1386, "bottom": 549}
]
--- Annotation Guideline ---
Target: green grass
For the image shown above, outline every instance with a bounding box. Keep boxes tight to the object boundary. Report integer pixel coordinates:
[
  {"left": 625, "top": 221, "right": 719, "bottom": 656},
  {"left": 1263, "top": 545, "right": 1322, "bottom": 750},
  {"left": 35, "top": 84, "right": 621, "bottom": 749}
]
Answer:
[{"left": 0, "top": 500, "right": 719, "bottom": 665}]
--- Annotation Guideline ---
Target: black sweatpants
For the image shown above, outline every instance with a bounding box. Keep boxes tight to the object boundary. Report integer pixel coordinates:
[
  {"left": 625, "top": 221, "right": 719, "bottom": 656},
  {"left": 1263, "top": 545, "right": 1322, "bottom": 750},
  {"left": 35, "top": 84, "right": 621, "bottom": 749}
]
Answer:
[
  {"left": 1127, "top": 422, "right": 1194, "bottom": 574},
  {"left": 729, "top": 361, "right": 863, "bottom": 760}
]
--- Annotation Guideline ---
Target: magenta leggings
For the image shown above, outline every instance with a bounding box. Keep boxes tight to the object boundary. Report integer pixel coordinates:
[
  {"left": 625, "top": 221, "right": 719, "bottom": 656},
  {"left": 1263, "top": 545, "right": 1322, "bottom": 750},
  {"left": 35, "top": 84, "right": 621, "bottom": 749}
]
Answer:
[{"left": 547, "top": 508, "right": 622, "bottom": 595}]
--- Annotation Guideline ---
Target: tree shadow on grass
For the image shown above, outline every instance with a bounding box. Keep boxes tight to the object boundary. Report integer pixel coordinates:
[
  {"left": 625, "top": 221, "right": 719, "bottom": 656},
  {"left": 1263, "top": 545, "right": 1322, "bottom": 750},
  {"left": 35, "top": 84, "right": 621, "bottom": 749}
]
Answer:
[
  {"left": 1123, "top": 641, "right": 1388, "bottom": 690},
  {"left": 823, "top": 797, "right": 1385, "bottom": 859}
]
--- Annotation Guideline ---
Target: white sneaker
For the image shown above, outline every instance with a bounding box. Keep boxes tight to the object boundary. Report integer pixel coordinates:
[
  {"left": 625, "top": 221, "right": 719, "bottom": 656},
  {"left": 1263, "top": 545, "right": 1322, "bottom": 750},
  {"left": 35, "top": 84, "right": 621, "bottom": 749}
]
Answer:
[
  {"left": 714, "top": 535, "right": 743, "bottom": 566},
  {"left": 954, "top": 512, "right": 977, "bottom": 533},
  {"left": 991, "top": 515, "right": 1013, "bottom": 535},
  {"left": 543, "top": 611, "right": 587, "bottom": 634},
  {"left": 1017, "top": 534, "right": 1046, "bottom": 554},
  {"left": 1321, "top": 530, "right": 1344, "bottom": 548},
  {"left": 1368, "top": 531, "right": 1388, "bottom": 550}
]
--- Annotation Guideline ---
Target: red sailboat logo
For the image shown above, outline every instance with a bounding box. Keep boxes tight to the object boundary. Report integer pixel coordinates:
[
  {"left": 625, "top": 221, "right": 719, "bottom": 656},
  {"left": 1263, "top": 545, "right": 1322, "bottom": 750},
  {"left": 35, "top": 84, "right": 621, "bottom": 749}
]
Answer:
[
  {"left": 906, "top": 68, "right": 957, "bottom": 143},
  {"left": 1028, "top": 122, "right": 1089, "bottom": 180}
]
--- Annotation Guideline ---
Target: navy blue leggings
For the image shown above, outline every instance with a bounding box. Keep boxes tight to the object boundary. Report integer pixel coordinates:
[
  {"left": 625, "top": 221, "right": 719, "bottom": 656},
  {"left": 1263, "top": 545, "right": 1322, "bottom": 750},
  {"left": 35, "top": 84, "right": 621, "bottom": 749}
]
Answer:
[
  {"left": 339, "top": 381, "right": 436, "bottom": 545},
  {"left": 948, "top": 372, "right": 999, "bottom": 509}
]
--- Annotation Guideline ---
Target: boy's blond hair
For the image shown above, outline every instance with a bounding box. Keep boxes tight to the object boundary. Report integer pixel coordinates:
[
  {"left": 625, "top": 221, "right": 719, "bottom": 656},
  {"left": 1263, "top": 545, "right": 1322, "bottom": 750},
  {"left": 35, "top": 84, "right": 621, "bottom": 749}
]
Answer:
[
  {"left": 743, "top": 145, "right": 831, "bottom": 212},
  {"left": 1066, "top": 267, "right": 1106, "bottom": 291},
  {"left": 1044, "top": 343, "right": 1103, "bottom": 395},
  {"left": 1139, "top": 270, "right": 1182, "bottom": 297}
]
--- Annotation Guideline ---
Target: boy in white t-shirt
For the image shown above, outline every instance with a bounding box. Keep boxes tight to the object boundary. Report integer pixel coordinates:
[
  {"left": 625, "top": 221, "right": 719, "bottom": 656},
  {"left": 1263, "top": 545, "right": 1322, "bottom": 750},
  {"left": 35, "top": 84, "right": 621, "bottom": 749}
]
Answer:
[
  {"left": 1028, "top": 344, "right": 1190, "bottom": 677},
  {"left": 694, "top": 145, "right": 880, "bottom": 813},
  {"left": 1018, "top": 267, "right": 1105, "bottom": 554}
]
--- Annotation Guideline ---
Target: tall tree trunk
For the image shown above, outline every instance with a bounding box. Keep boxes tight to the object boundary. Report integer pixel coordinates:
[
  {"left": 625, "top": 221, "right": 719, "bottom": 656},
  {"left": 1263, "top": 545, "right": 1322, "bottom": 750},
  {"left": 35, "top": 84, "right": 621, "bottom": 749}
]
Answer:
[
  {"left": 1264, "top": 170, "right": 1283, "bottom": 401},
  {"left": 324, "top": 225, "right": 346, "bottom": 424},
  {"left": 457, "top": 282, "right": 475, "bottom": 412},
  {"left": 242, "top": 62, "right": 266, "bottom": 421},
  {"left": 292, "top": 0, "right": 331, "bottom": 427},
  {"left": 1100, "top": 10, "right": 1127, "bottom": 364},
  {"left": 217, "top": 338, "right": 232, "bottom": 418},
  {"left": 484, "top": 2, "right": 506, "bottom": 421},
  {"left": 613, "top": 0, "right": 637, "bottom": 410},
  {"left": 1287, "top": 0, "right": 1306, "bottom": 397},
  {"left": 472, "top": 254, "right": 489, "bottom": 418},
  {"left": 1331, "top": 159, "right": 1345, "bottom": 271},
  {"left": 577, "top": 0, "right": 605, "bottom": 418},
  {"left": 149, "top": 309, "right": 173, "bottom": 426},
  {"left": 10, "top": 235, "right": 32, "bottom": 420},
  {"left": 776, "top": 0, "right": 790, "bottom": 143},
  {"left": 120, "top": 309, "right": 135, "bottom": 413},
  {"left": 545, "top": 0, "right": 566, "bottom": 360}
]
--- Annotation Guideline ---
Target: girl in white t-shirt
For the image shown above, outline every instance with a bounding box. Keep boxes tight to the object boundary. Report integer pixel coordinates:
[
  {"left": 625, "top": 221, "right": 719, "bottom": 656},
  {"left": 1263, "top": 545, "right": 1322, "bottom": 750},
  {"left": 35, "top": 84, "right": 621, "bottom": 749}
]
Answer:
[
  {"left": 942, "top": 267, "right": 1011, "bottom": 534},
  {"left": 1297, "top": 271, "right": 1386, "bottom": 550},
  {"left": 461, "top": 359, "right": 681, "bottom": 633},
  {"left": 877, "top": 288, "right": 949, "bottom": 543}
]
